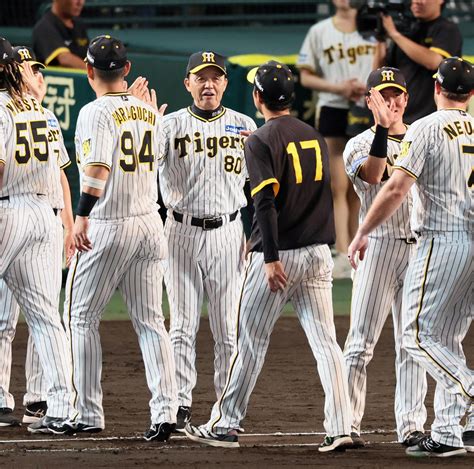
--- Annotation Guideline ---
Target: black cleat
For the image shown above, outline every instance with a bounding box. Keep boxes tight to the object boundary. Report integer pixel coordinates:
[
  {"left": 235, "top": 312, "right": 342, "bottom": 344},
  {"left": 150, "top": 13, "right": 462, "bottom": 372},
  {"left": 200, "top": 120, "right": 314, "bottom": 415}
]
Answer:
[
  {"left": 402, "top": 430, "right": 425, "bottom": 447},
  {"left": 23, "top": 401, "right": 47, "bottom": 424},
  {"left": 348, "top": 432, "right": 365, "bottom": 448},
  {"left": 175, "top": 406, "right": 191, "bottom": 432},
  {"left": 462, "top": 430, "right": 474, "bottom": 452},
  {"left": 28, "top": 416, "right": 69, "bottom": 434},
  {"left": 184, "top": 423, "right": 239, "bottom": 448},
  {"left": 144, "top": 422, "right": 175, "bottom": 442},
  {"left": 406, "top": 436, "right": 467, "bottom": 458},
  {"left": 0, "top": 408, "right": 21, "bottom": 427}
]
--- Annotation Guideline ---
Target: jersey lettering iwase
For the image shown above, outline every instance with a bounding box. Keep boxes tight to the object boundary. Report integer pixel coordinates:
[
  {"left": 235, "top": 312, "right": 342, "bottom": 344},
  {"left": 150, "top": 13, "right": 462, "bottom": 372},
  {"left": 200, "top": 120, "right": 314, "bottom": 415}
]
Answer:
[
  {"left": 158, "top": 107, "right": 257, "bottom": 217},
  {"left": 75, "top": 93, "right": 160, "bottom": 219},
  {"left": 246, "top": 115, "right": 335, "bottom": 252},
  {"left": 0, "top": 91, "right": 61, "bottom": 199},
  {"left": 344, "top": 127, "right": 413, "bottom": 239},
  {"left": 395, "top": 109, "right": 473, "bottom": 233}
]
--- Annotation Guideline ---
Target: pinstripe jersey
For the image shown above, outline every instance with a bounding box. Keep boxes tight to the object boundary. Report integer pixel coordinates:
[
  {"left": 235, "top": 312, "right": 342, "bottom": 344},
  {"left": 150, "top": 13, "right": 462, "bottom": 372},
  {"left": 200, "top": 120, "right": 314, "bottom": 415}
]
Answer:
[
  {"left": 44, "top": 108, "right": 70, "bottom": 209},
  {"left": 344, "top": 127, "right": 413, "bottom": 239},
  {"left": 158, "top": 107, "right": 257, "bottom": 217},
  {"left": 297, "top": 18, "right": 375, "bottom": 109},
  {"left": 394, "top": 109, "right": 474, "bottom": 233},
  {"left": 75, "top": 92, "right": 160, "bottom": 219},
  {"left": 0, "top": 90, "right": 58, "bottom": 198}
]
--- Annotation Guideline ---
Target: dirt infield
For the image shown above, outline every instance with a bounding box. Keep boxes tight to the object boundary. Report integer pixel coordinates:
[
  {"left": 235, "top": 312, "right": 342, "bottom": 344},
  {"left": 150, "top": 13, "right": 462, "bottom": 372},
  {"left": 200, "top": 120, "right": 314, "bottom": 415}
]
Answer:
[{"left": 3, "top": 317, "right": 473, "bottom": 468}]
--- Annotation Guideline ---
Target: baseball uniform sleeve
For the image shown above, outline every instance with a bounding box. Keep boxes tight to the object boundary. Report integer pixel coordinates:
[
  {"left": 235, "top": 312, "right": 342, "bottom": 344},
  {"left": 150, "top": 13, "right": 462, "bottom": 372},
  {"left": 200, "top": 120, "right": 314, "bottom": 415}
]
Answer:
[
  {"left": 343, "top": 136, "right": 372, "bottom": 192},
  {"left": 296, "top": 24, "right": 319, "bottom": 72},
  {"left": 245, "top": 134, "right": 279, "bottom": 198},
  {"left": 78, "top": 106, "right": 115, "bottom": 169},
  {"left": 429, "top": 21, "right": 462, "bottom": 60},
  {"left": 393, "top": 119, "right": 432, "bottom": 178},
  {"left": 0, "top": 112, "right": 6, "bottom": 164},
  {"left": 157, "top": 116, "right": 171, "bottom": 163}
]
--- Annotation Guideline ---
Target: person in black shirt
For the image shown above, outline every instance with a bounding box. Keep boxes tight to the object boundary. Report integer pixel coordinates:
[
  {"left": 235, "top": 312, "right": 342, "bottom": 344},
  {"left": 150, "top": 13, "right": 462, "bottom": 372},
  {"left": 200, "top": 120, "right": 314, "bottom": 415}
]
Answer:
[
  {"left": 32, "top": 0, "right": 89, "bottom": 69},
  {"left": 185, "top": 61, "right": 354, "bottom": 453},
  {"left": 373, "top": 0, "right": 462, "bottom": 123}
]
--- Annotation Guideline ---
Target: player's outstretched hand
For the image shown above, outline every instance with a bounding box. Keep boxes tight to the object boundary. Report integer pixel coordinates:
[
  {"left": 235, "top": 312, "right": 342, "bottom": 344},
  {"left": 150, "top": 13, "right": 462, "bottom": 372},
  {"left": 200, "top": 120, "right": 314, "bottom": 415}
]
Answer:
[
  {"left": 127, "top": 76, "right": 149, "bottom": 101},
  {"left": 347, "top": 232, "right": 368, "bottom": 270},
  {"left": 264, "top": 260, "right": 287, "bottom": 292},
  {"left": 64, "top": 229, "right": 76, "bottom": 266},
  {"left": 73, "top": 216, "right": 93, "bottom": 252},
  {"left": 368, "top": 88, "right": 394, "bottom": 128},
  {"left": 340, "top": 78, "right": 366, "bottom": 102},
  {"left": 240, "top": 130, "right": 253, "bottom": 137}
]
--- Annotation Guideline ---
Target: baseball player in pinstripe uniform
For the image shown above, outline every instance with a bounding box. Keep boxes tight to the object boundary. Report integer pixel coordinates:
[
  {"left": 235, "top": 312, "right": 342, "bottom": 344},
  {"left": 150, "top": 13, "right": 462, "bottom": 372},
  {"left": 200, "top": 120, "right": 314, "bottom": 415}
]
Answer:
[
  {"left": 58, "top": 35, "right": 178, "bottom": 441},
  {"left": 0, "top": 46, "right": 75, "bottom": 427},
  {"left": 342, "top": 67, "right": 428, "bottom": 448},
  {"left": 185, "top": 61, "right": 353, "bottom": 452},
  {"left": 158, "top": 51, "right": 256, "bottom": 431},
  {"left": 349, "top": 57, "right": 473, "bottom": 457},
  {"left": 0, "top": 37, "right": 74, "bottom": 433}
]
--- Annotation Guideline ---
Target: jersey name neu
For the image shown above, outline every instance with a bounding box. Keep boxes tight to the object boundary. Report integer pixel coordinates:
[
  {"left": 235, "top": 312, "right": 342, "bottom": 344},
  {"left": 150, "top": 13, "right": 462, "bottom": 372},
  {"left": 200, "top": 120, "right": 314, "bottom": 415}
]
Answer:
[
  {"left": 75, "top": 93, "right": 160, "bottom": 219},
  {"left": 297, "top": 17, "right": 375, "bottom": 110},
  {"left": 344, "top": 127, "right": 413, "bottom": 239},
  {"left": 395, "top": 109, "right": 473, "bottom": 233},
  {"left": 0, "top": 91, "right": 58, "bottom": 198},
  {"left": 246, "top": 115, "right": 335, "bottom": 253},
  {"left": 158, "top": 107, "right": 257, "bottom": 217}
]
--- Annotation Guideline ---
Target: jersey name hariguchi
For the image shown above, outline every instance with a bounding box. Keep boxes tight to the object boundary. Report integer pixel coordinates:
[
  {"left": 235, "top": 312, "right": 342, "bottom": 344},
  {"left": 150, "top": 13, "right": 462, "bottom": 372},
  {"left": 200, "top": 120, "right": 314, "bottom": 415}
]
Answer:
[
  {"left": 297, "top": 18, "right": 375, "bottom": 110},
  {"left": 75, "top": 92, "right": 160, "bottom": 219},
  {"left": 44, "top": 108, "right": 70, "bottom": 209},
  {"left": 0, "top": 91, "right": 60, "bottom": 199},
  {"left": 394, "top": 109, "right": 473, "bottom": 233},
  {"left": 344, "top": 127, "right": 413, "bottom": 239},
  {"left": 158, "top": 107, "right": 257, "bottom": 217}
]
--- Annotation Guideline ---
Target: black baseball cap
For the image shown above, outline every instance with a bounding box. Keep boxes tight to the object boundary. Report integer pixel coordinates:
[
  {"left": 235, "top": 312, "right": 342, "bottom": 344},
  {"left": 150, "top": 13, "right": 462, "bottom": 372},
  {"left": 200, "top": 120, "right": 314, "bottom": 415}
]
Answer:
[
  {"left": 13, "top": 46, "right": 45, "bottom": 69},
  {"left": 246, "top": 60, "right": 295, "bottom": 106},
  {"left": 366, "top": 67, "right": 407, "bottom": 93},
  {"left": 85, "top": 35, "right": 127, "bottom": 71},
  {"left": 433, "top": 57, "right": 473, "bottom": 94},
  {"left": 186, "top": 51, "right": 226, "bottom": 76},
  {"left": 0, "top": 37, "right": 14, "bottom": 65}
]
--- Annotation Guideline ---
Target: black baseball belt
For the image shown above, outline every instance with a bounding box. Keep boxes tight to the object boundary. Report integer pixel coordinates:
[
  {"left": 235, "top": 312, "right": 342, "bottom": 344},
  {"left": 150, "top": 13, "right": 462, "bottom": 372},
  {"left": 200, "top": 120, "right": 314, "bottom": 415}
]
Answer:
[{"left": 172, "top": 210, "right": 238, "bottom": 230}]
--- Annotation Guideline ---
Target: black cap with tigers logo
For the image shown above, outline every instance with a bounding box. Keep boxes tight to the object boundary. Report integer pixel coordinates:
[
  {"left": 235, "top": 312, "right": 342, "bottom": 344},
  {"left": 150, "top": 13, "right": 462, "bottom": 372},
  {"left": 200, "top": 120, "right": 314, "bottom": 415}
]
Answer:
[
  {"left": 186, "top": 51, "right": 227, "bottom": 76},
  {"left": 13, "top": 46, "right": 45, "bottom": 69},
  {"left": 367, "top": 67, "right": 407, "bottom": 94}
]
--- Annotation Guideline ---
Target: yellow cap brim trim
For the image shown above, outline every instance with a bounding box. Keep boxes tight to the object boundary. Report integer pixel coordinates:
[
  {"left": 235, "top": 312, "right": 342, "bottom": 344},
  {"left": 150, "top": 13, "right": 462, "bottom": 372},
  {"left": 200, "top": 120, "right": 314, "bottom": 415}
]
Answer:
[
  {"left": 189, "top": 63, "right": 226, "bottom": 75},
  {"left": 246, "top": 66, "right": 258, "bottom": 84},
  {"left": 373, "top": 83, "right": 407, "bottom": 93},
  {"left": 31, "top": 60, "right": 45, "bottom": 69}
]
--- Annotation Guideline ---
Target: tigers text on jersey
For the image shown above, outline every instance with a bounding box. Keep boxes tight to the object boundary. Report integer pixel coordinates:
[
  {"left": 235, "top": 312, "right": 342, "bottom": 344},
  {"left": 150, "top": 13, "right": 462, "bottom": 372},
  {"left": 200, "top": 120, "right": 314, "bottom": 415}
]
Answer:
[
  {"left": 246, "top": 114, "right": 335, "bottom": 252},
  {"left": 394, "top": 109, "right": 473, "bottom": 233},
  {"left": 158, "top": 106, "right": 257, "bottom": 218},
  {"left": 0, "top": 91, "right": 60, "bottom": 198},
  {"left": 344, "top": 127, "right": 413, "bottom": 239},
  {"left": 75, "top": 92, "right": 160, "bottom": 219},
  {"left": 297, "top": 17, "right": 375, "bottom": 110}
]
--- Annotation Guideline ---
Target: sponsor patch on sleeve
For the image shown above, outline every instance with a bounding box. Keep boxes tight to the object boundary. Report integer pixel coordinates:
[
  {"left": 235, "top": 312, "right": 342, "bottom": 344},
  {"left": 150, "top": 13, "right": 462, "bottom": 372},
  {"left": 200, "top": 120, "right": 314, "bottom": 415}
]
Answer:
[{"left": 225, "top": 124, "right": 245, "bottom": 134}]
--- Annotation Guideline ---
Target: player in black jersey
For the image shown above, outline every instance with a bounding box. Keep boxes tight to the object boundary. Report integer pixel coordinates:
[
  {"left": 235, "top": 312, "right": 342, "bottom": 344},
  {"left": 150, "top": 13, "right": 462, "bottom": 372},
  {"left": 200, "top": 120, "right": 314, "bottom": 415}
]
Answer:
[{"left": 185, "top": 61, "right": 353, "bottom": 452}]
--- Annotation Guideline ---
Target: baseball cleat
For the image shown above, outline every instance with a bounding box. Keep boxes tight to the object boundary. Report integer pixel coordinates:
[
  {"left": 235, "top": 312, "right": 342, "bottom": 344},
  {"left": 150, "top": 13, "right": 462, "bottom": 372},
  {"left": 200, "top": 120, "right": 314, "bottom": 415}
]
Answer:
[
  {"left": 348, "top": 432, "right": 365, "bottom": 448},
  {"left": 144, "top": 422, "right": 175, "bottom": 442},
  {"left": 406, "top": 436, "right": 467, "bottom": 458},
  {"left": 28, "top": 416, "right": 69, "bottom": 434},
  {"left": 175, "top": 406, "right": 191, "bottom": 433},
  {"left": 0, "top": 408, "right": 21, "bottom": 427},
  {"left": 401, "top": 430, "right": 425, "bottom": 447},
  {"left": 22, "top": 401, "right": 47, "bottom": 424},
  {"left": 462, "top": 430, "right": 474, "bottom": 452},
  {"left": 184, "top": 423, "right": 239, "bottom": 448},
  {"left": 318, "top": 435, "right": 353, "bottom": 452}
]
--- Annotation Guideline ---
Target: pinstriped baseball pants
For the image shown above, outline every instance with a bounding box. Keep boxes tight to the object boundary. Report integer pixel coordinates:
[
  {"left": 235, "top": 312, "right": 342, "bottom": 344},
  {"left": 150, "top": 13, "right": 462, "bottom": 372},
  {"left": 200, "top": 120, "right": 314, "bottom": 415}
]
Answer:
[
  {"left": 402, "top": 232, "right": 473, "bottom": 447},
  {"left": 0, "top": 211, "right": 62, "bottom": 409},
  {"left": 0, "top": 196, "right": 73, "bottom": 418},
  {"left": 64, "top": 212, "right": 178, "bottom": 428},
  {"left": 207, "top": 244, "right": 352, "bottom": 437}
]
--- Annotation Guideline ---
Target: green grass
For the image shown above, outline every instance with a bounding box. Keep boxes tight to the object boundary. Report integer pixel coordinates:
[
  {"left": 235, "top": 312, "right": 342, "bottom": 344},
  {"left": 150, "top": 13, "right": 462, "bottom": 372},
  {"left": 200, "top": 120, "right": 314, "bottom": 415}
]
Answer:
[{"left": 56, "top": 278, "right": 352, "bottom": 320}]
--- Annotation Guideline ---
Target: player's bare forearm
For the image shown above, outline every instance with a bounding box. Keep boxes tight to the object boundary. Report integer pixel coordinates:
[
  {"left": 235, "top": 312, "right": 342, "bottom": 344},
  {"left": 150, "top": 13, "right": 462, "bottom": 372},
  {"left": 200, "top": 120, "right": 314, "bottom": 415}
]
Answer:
[
  {"left": 359, "top": 169, "right": 414, "bottom": 236},
  {"left": 60, "top": 170, "right": 76, "bottom": 265},
  {"left": 358, "top": 157, "right": 387, "bottom": 184},
  {"left": 300, "top": 69, "right": 364, "bottom": 99},
  {"left": 57, "top": 52, "right": 87, "bottom": 70},
  {"left": 82, "top": 165, "right": 110, "bottom": 197},
  {"left": 373, "top": 41, "right": 387, "bottom": 69}
]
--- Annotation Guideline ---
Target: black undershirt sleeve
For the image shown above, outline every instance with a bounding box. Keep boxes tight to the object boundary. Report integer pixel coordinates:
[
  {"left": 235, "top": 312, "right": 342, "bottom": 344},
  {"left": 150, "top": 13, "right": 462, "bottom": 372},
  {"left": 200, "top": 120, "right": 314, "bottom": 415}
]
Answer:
[
  {"left": 243, "top": 179, "right": 255, "bottom": 223},
  {"left": 254, "top": 184, "right": 279, "bottom": 263}
]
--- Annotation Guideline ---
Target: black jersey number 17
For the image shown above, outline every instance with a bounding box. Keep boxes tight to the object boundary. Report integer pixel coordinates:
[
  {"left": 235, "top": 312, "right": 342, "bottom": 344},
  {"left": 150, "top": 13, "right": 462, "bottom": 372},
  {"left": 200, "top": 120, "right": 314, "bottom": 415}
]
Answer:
[{"left": 286, "top": 140, "right": 322, "bottom": 184}]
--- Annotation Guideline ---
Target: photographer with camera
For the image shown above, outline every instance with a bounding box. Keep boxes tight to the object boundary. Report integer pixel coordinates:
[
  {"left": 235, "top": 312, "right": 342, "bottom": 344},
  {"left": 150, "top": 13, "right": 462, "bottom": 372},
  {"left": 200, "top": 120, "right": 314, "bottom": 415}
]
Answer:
[
  {"left": 297, "top": 0, "right": 376, "bottom": 278},
  {"left": 373, "top": 0, "right": 462, "bottom": 123}
]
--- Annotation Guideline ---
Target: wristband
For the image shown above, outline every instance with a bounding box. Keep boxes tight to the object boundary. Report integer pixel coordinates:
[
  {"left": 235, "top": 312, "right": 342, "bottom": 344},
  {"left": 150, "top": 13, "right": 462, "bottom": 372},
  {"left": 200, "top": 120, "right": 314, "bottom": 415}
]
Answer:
[
  {"left": 76, "top": 192, "right": 99, "bottom": 217},
  {"left": 369, "top": 125, "right": 389, "bottom": 159}
]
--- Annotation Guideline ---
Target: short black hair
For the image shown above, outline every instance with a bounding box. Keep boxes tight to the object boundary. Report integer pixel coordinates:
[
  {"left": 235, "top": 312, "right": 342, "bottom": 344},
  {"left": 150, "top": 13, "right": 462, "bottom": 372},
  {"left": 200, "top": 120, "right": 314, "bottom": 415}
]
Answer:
[
  {"left": 255, "top": 88, "right": 293, "bottom": 111},
  {"left": 440, "top": 88, "right": 471, "bottom": 103},
  {"left": 94, "top": 66, "right": 126, "bottom": 83}
]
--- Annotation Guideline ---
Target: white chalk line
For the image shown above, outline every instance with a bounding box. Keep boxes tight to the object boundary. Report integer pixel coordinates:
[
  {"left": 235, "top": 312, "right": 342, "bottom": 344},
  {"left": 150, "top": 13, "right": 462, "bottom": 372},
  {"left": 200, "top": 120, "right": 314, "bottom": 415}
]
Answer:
[{"left": 0, "top": 429, "right": 396, "bottom": 446}]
